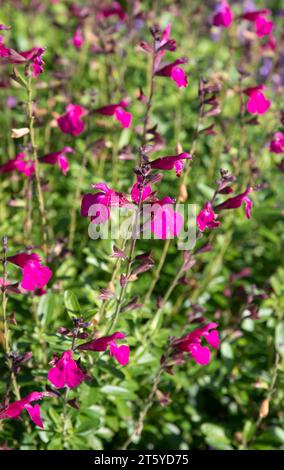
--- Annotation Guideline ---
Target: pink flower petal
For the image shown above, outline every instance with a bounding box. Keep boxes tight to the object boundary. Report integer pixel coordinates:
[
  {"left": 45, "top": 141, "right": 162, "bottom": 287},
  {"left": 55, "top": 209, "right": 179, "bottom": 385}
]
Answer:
[
  {"left": 189, "top": 344, "right": 211, "bottom": 365},
  {"left": 21, "top": 262, "right": 52, "bottom": 291},
  {"left": 212, "top": 1, "right": 234, "bottom": 28},
  {"left": 24, "top": 404, "right": 43, "bottom": 428},
  {"left": 203, "top": 330, "right": 220, "bottom": 349},
  {"left": 151, "top": 205, "right": 183, "bottom": 239},
  {"left": 48, "top": 350, "right": 84, "bottom": 389},
  {"left": 109, "top": 343, "right": 130, "bottom": 366},
  {"left": 197, "top": 202, "right": 220, "bottom": 232},
  {"left": 131, "top": 182, "right": 151, "bottom": 204},
  {"left": 171, "top": 66, "right": 188, "bottom": 88},
  {"left": 115, "top": 107, "right": 132, "bottom": 128}
]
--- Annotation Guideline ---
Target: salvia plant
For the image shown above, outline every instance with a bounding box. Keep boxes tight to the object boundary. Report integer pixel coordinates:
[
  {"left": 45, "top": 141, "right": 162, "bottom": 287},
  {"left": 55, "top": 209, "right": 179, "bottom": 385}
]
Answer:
[{"left": 0, "top": 0, "right": 283, "bottom": 451}]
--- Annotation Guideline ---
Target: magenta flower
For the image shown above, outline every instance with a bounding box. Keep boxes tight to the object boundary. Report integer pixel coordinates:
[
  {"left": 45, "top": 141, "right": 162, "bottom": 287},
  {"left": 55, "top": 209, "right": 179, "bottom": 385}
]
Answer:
[
  {"left": 197, "top": 202, "right": 220, "bottom": 232},
  {"left": 172, "top": 323, "right": 219, "bottom": 366},
  {"left": 155, "top": 23, "right": 177, "bottom": 70},
  {"left": 0, "top": 391, "right": 55, "bottom": 428},
  {"left": 215, "top": 187, "right": 253, "bottom": 219},
  {"left": 149, "top": 152, "right": 191, "bottom": 177},
  {"left": 159, "top": 23, "right": 175, "bottom": 51},
  {"left": 155, "top": 58, "right": 188, "bottom": 88},
  {"left": 255, "top": 15, "right": 274, "bottom": 38},
  {"left": 97, "top": 2, "right": 126, "bottom": 21},
  {"left": 131, "top": 177, "right": 152, "bottom": 204},
  {"left": 81, "top": 193, "right": 110, "bottom": 224},
  {"left": 39, "top": 147, "right": 73, "bottom": 175},
  {"left": 150, "top": 197, "right": 183, "bottom": 240},
  {"left": 212, "top": 1, "right": 234, "bottom": 28},
  {"left": 270, "top": 132, "right": 284, "bottom": 154},
  {"left": 72, "top": 28, "right": 84, "bottom": 50},
  {"left": 241, "top": 9, "right": 269, "bottom": 22},
  {"left": 244, "top": 85, "right": 271, "bottom": 115},
  {"left": 7, "top": 253, "right": 52, "bottom": 291},
  {"left": 0, "top": 38, "right": 45, "bottom": 77},
  {"left": 48, "top": 350, "right": 84, "bottom": 389},
  {"left": 81, "top": 183, "right": 129, "bottom": 224},
  {"left": 241, "top": 9, "right": 273, "bottom": 38},
  {"left": 0, "top": 152, "right": 34, "bottom": 177},
  {"left": 78, "top": 332, "right": 130, "bottom": 366},
  {"left": 57, "top": 104, "right": 87, "bottom": 136},
  {"left": 95, "top": 100, "right": 132, "bottom": 129}
]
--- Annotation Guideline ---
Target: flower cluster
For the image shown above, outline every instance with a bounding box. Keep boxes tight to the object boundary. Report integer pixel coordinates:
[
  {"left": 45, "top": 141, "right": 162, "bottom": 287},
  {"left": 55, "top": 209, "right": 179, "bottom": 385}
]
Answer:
[
  {"left": 0, "top": 36, "right": 45, "bottom": 77},
  {"left": 168, "top": 323, "right": 220, "bottom": 367}
]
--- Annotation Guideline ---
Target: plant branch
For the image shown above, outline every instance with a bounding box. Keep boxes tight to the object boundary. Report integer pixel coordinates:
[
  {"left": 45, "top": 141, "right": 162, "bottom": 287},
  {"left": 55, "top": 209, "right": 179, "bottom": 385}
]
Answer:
[{"left": 26, "top": 73, "right": 48, "bottom": 258}]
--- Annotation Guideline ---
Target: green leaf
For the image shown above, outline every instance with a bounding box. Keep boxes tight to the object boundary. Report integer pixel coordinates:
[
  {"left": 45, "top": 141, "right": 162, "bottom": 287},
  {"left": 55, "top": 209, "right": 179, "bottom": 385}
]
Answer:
[
  {"left": 275, "top": 322, "right": 284, "bottom": 359},
  {"left": 243, "top": 420, "right": 256, "bottom": 443},
  {"left": 47, "top": 437, "right": 62, "bottom": 450},
  {"left": 98, "top": 361, "right": 125, "bottom": 380},
  {"left": 100, "top": 385, "right": 137, "bottom": 400},
  {"left": 38, "top": 292, "right": 56, "bottom": 325},
  {"left": 77, "top": 415, "right": 100, "bottom": 433},
  {"left": 220, "top": 342, "right": 234, "bottom": 360},
  {"left": 201, "top": 423, "right": 233, "bottom": 450},
  {"left": 64, "top": 290, "right": 81, "bottom": 319}
]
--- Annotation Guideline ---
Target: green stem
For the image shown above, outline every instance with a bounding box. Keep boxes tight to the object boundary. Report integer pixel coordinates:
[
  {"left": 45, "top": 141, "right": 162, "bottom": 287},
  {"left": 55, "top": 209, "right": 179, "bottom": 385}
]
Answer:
[
  {"left": 122, "top": 347, "right": 171, "bottom": 450},
  {"left": 105, "top": 186, "right": 144, "bottom": 335},
  {"left": 97, "top": 238, "right": 127, "bottom": 324},
  {"left": 1, "top": 237, "right": 21, "bottom": 402},
  {"left": 122, "top": 361, "right": 165, "bottom": 449},
  {"left": 62, "top": 387, "right": 69, "bottom": 448},
  {"left": 144, "top": 238, "right": 171, "bottom": 304},
  {"left": 141, "top": 38, "right": 156, "bottom": 151},
  {"left": 26, "top": 74, "right": 48, "bottom": 258}
]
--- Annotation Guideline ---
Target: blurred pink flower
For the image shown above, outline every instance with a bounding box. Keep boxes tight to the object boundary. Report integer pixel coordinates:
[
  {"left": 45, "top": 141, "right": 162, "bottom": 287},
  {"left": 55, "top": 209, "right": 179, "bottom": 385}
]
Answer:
[
  {"left": 155, "top": 58, "right": 188, "bottom": 88},
  {"left": 48, "top": 350, "right": 84, "bottom": 389},
  {"left": 0, "top": 38, "right": 45, "bottom": 77},
  {"left": 244, "top": 84, "right": 271, "bottom": 115},
  {"left": 97, "top": 2, "right": 126, "bottom": 21},
  {"left": 241, "top": 9, "right": 269, "bottom": 22},
  {"left": 255, "top": 15, "right": 274, "bottom": 38},
  {"left": 150, "top": 197, "right": 183, "bottom": 240},
  {"left": 197, "top": 202, "right": 220, "bottom": 232},
  {"left": 58, "top": 104, "right": 87, "bottom": 136},
  {"left": 7, "top": 253, "right": 52, "bottom": 291},
  {"left": 150, "top": 152, "right": 191, "bottom": 176},
  {"left": 95, "top": 100, "right": 132, "bottom": 128},
  {"left": 81, "top": 183, "right": 129, "bottom": 224},
  {"left": 131, "top": 176, "right": 152, "bottom": 204},
  {"left": 0, "top": 391, "right": 55, "bottom": 428},
  {"left": 212, "top": 1, "right": 234, "bottom": 28},
  {"left": 241, "top": 9, "right": 274, "bottom": 38},
  {"left": 78, "top": 332, "right": 130, "bottom": 366},
  {"left": 6, "top": 95, "right": 17, "bottom": 109},
  {"left": 39, "top": 146, "right": 73, "bottom": 175},
  {"left": 0, "top": 152, "right": 34, "bottom": 177},
  {"left": 215, "top": 187, "right": 253, "bottom": 219},
  {"left": 155, "top": 24, "right": 177, "bottom": 68},
  {"left": 172, "top": 323, "right": 219, "bottom": 365},
  {"left": 269, "top": 132, "right": 284, "bottom": 154},
  {"left": 72, "top": 28, "right": 84, "bottom": 50}
]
